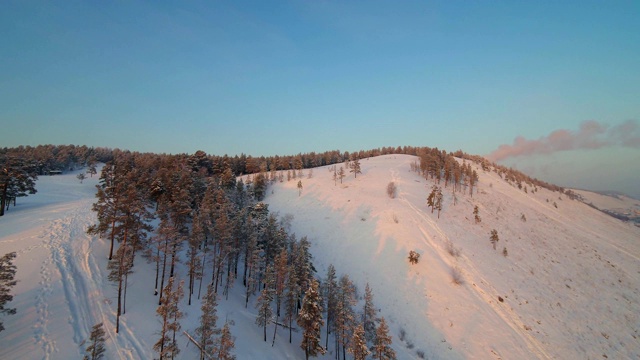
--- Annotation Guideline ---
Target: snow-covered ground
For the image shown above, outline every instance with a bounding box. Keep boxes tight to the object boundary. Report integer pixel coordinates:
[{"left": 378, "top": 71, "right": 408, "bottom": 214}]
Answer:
[
  {"left": 1, "top": 155, "right": 639, "bottom": 359},
  {"left": 264, "top": 155, "right": 640, "bottom": 359}
]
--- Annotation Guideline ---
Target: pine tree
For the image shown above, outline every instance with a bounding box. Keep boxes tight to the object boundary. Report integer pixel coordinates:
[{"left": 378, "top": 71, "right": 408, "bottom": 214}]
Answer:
[
  {"left": 297, "top": 279, "right": 326, "bottom": 360},
  {"left": 156, "top": 180, "right": 191, "bottom": 305},
  {"left": 427, "top": 185, "right": 436, "bottom": 213},
  {"left": 349, "top": 158, "right": 362, "bottom": 178},
  {"left": 294, "top": 156, "right": 303, "bottom": 174},
  {"left": 83, "top": 322, "right": 106, "bottom": 360},
  {"left": 298, "top": 180, "right": 303, "bottom": 196},
  {"left": 87, "top": 160, "right": 123, "bottom": 260},
  {"left": 435, "top": 187, "right": 443, "bottom": 219},
  {"left": 335, "top": 274, "right": 357, "bottom": 360},
  {"left": 187, "top": 212, "right": 205, "bottom": 306},
  {"left": 0, "top": 252, "right": 17, "bottom": 333},
  {"left": 348, "top": 323, "right": 369, "bottom": 360},
  {"left": 87, "top": 158, "right": 98, "bottom": 178},
  {"left": 196, "top": 284, "right": 220, "bottom": 360},
  {"left": 323, "top": 264, "right": 338, "bottom": 350},
  {"left": 490, "top": 229, "right": 499, "bottom": 250},
  {"left": 362, "top": 283, "right": 377, "bottom": 344},
  {"left": 253, "top": 173, "right": 268, "bottom": 201},
  {"left": 284, "top": 262, "right": 299, "bottom": 344},
  {"left": 217, "top": 320, "right": 236, "bottom": 360},
  {"left": 469, "top": 169, "right": 478, "bottom": 197},
  {"left": 256, "top": 265, "right": 275, "bottom": 342},
  {"left": 372, "top": 317, "right": 396, "bottom": 360},
  {"left": 272, "top": 249, "right": 288, "bottom": 346},
  {"left": 154, "top": 277, "right": 184, "bottom": 360},
  {"left": 211, "top": 198, "right": 233, "bottom": 294},
  {"left": 293, "top": 236, "right": 316, "bottom": 311},
  {"left": 107, "top": 241, "right": 133, "bottom": 333},
  {"left": 338, "top": 167, "right": 346, "bottom": 184},
  {"left": 474, "top": 205, "right": 481, "bottom": 224},
  {"left": 244, "top": 239, "right": 261, "bottom": 308}
]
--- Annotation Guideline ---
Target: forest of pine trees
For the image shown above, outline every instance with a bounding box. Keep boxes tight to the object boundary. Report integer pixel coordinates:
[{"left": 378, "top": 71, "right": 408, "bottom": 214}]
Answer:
[{"left": 79, "top": 149, "right": 398, "bottom": 358}]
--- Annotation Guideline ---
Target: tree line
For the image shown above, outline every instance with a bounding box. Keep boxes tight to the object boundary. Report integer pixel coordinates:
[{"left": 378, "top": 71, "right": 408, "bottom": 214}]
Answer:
[
  {"left": 1, "top": 143, "right": 565, "bottom": 216},
  {"left": 0, "top": 144, "right": 113, "bottom": 215}
]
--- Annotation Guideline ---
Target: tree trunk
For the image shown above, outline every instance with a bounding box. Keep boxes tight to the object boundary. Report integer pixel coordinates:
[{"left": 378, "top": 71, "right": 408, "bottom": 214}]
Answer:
[
  {"left": 325, "top": 316, "right": 330, "bottom": 350},
  {"left": 211, "top": 242, "right": 218, "bottom": 285},
  {"left": 263, "top": 317, "right": 267, "bottom": 342},
  {"left": 289, "top": 314, "right": 293, "bottom": 344},
  {"left": 154, "top": 247, "right": 160, "bottom": 296},
  {"left": 159, "top": 308, "right": 168, "bottom": 360},
  {"left": 116, "top": 227, "right": 128, "bottom": 333},
  {"left": 197, "top": 250, "right": 206, "bottom": 300},
  {"left": 158, "top": 238, "right": 169, "bottom": 305},
  {"left": 342, "top": 329, "right": 346, "bottom": 360},
  {"left": 108, "top": 218, "right": 116, "bottom": 260},
  {"left": 169, "top": 242, "right": 177, "bottom": 278},
  {"left": 0, "top": 181, "right": 7, "bottom": 216},
  {"left": 243, "top": 247, "right": 249, "bottom": 286},
  {"left": 123, "top": 271, "right": 129, "bottom": 314},
  {"left": 188, "top": 249, "right": 195, "bottom": 306},
  {"left": 271, "top": 314, "right": 279, "bottom": 347}
]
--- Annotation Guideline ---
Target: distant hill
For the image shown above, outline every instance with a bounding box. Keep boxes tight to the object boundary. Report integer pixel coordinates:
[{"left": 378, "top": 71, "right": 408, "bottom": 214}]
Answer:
[{"left": 570, "top": 188, "right": 640, "bottom": 224}]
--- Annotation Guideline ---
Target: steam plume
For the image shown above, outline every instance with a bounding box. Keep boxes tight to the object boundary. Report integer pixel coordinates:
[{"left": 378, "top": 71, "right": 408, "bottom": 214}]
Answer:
[{"left": 487, "top": 120, "right": 640, "bottom": 162}]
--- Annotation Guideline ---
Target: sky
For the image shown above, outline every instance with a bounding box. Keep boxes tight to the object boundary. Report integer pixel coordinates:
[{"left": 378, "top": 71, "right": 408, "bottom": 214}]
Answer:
[{"left": 1, "top": 1, "right": 639, "bottom": 197}]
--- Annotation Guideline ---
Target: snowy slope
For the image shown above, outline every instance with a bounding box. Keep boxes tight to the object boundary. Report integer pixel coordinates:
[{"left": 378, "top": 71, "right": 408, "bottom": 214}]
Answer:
[
  {"left": 263, "top": 155, "right": 640, "bottom": 359},
  {"left": 0, "top": 169, "right": 152, "bottom": 360},
  {"left": 0, "top": 170, "right": 319, "bottom": 359},
  {"left": 1, "top": 156, "right": 639, "bottom": 360}
]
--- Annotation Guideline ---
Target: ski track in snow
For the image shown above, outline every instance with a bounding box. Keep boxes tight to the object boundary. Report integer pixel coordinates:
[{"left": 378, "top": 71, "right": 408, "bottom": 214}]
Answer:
[
  {"left": 31, "top": 204, "right": 90, "bottom": 359},
  {"left": 26, "top": 200, "right": 147, "bottom": 360}
]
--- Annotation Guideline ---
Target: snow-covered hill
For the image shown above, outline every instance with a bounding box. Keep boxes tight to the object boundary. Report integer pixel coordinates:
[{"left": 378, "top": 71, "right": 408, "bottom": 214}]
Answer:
[
  {"left": 1, "top": 155, "right": 639, "bottom": 359},
  {"left": 571, "top": 189, "right": 640, "bottom": 224},
  {"left": 263, "top": 154, "right": 640, "bottom": 359}
]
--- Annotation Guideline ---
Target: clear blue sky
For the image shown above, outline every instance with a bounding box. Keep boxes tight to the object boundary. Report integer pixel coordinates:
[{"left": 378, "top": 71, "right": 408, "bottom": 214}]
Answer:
[{"left": 1, "top": 1, "right": 639, "bottom": 196}]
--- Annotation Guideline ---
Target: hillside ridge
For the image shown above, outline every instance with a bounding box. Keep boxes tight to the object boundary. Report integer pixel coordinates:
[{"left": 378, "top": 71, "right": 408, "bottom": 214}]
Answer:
[{"left": 264, "top": 154, "right": 640, "bottom": 359}]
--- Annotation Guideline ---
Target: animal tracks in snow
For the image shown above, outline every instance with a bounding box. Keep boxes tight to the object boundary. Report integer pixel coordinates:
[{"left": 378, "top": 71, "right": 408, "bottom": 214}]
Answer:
[{"left": 34, "top": 252, "right": 56, "bottom": 359}]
